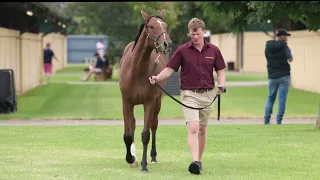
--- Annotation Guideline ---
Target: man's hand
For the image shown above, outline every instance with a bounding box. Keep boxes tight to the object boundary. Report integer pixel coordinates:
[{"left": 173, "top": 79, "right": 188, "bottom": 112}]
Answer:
[
  {"left": 216, "top": 86, "right": 226, "bottom": 95},
  {"left": 216, "top": 69, "right": 226, "bottom": 95},
  {"left": 216, "top": 87, "right": 223, "bottom": 95},
  {"left": 148, "top": 67, "right": 175, "bottom": 85},
  {"left": 149, "top": 76, "right": 157, "bottom": 84}
]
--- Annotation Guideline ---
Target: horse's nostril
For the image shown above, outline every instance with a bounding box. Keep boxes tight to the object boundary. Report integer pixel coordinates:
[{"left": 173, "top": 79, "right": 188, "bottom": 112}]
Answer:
[{"left": 164, "top": 41, "right": 168, "bottom": 48}]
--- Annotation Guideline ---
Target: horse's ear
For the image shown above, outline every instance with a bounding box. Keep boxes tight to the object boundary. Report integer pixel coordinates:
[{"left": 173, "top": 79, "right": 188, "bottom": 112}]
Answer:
[
  {"left": 141, "top": 10, "right": 149, "bottom": 21},
  {"left": 159, "top": 9, "right": 165, "bottom": 19}
]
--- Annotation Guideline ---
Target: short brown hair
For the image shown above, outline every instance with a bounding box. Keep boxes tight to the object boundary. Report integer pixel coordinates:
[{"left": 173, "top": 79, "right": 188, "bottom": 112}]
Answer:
[{"left": 188, "top": 18, "right": 205, "bottom": 31}]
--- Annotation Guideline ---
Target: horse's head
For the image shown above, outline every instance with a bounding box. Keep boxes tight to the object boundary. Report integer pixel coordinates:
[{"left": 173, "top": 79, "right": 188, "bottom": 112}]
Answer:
[{"left": 141, "top": 9, "right": 172, "bottom": 54}]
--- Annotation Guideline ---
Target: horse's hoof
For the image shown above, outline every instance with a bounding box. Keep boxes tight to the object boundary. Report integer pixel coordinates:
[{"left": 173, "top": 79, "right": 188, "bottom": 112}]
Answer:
[
  {"left": 151, "top": 160, "right": 157, "bottom": 164},
  {"left": 129, "top": 161, "right": 139, "bottom": 168},
  {"left": 141, "top": 168, "right": 148, "bottom": 173}
]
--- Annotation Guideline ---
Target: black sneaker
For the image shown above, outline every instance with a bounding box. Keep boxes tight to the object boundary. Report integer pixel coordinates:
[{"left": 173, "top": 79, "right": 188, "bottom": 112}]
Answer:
[
  {"left": 199, "top": 161, "right": 202, "bottom": 171},
  {"left": 188, "top": 161, "right": 201, "bottom": 175}
]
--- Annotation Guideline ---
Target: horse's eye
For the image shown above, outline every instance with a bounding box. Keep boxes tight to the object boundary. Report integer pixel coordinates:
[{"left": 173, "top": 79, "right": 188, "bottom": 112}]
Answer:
[{"left": 150, "top": 26, "right": 154, "bottom": 29}]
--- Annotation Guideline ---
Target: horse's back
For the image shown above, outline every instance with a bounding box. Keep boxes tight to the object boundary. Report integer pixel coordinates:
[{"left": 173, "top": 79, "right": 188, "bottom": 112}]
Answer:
[{"left": 120, "top": 41, "right": 134, "bottom": 68}]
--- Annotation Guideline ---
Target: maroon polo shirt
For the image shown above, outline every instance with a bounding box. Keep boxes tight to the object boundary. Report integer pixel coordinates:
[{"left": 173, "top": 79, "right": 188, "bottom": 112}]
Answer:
[{"left": 166, "top": 40, "right": 226, "bottom": 90}]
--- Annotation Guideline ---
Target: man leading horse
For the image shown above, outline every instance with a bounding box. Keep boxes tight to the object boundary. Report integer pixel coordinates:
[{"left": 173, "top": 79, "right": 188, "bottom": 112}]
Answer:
[{"left": 149, "top": 17, "right": 227, "bottom": 175}]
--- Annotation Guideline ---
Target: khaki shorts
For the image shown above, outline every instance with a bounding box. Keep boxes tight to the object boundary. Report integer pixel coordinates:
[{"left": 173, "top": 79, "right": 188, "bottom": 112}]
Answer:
[{"left": 181, "top": 89, "right": 215, "bottom": 126}]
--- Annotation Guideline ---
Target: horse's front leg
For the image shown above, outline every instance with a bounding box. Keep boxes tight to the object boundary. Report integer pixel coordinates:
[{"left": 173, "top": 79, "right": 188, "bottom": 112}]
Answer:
[
  {"left": 141, "top": 101, "right": 156, "bottom": 172},
  {"left": 122, "top": 100, "right": 138, "bottom": 167},
  {"left": 150, "top": 96, "right": 162, "bottom": 163}
]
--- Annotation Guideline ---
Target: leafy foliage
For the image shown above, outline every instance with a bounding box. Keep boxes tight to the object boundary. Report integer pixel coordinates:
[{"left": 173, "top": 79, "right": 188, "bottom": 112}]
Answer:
[
  {"left": 64, "top": 2, "right": 137, "bottom": 63},
  {"left": 63, "top": 2, "right": 234, "bottom": 63},
  {"left": 127, "top": 2, "right": 182, "bottom": 33},
  {"left": 198, "top": 1, "right": 320, "bottom": 34},
  {"left": 170, "top": 2, "right": 232, "bottom": 48}
]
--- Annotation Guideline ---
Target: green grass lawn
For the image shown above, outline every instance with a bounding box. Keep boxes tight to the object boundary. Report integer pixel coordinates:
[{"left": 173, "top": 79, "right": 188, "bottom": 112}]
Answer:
[
  {"left": 54, "top": 64, "right": 119, "bottom": 82},
  {"left": 0, "top": 82, "right": 318, "bottom": 120},
  {"left": 0, "top": 64, "right": 316, "bottom": 120},
  {"left": 0, "top": 125, "right": 319, "bottom": 179},
  {"left": 51, "top": 74, "right": 86, "bottom": 83},
  {"left": 226, "top": 73, "right": 267, "bottom": 82},
  {"left": 51, "top": 74, "right": 120, "bottom": 83},
  {"left": 56, "top": 64, "right": 88, "bottom": 73},
  {"left": 56, "top": 64, "right": 266, "bottom": 82}
]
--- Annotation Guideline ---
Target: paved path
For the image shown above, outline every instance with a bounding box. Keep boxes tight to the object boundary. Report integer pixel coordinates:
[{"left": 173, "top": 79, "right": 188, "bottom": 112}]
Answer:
[{"left": 0, "top": 119, "right": 316, "bottom": 126}]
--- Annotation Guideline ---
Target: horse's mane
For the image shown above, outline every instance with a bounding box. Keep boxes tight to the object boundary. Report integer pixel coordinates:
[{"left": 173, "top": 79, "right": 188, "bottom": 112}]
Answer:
[
  {"left": 132, "top": 23, "right": 145, "bottom": 51},
  {"left": 132, "top": 15, "right": 163, "bottom": 51}
]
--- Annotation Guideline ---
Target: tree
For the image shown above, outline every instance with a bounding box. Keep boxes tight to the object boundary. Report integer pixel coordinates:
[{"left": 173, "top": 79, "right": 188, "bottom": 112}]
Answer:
[
  {"left": 128, "top": 2, "right": 183, "bottom": 58},
  {"left": 129, "top": 2, "right": 233, "bottom": 54},
  {"left": 64, "top": 2, "right": 138, "bottom": 63},
  {"left": 127, "top": 2, "right": 182, "bottom": 32},
  {"left": 197, "top": 1, "right": 320, "bottom": 34},
  {"left": 170, "top": 2, "right": 233, "bottom": 50},
  {"left": 63, "top": 2, "right": 235, "bottom": 64},
  {"left": 64, "top": 2, "right": 100, "bottom": 35},
  {"left": 64, "top": 2, "right": 184, "bottom": 64}
]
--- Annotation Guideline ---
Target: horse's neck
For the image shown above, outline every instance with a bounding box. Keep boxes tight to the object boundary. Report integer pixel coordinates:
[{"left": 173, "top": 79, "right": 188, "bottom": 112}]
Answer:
[{"left": 130, "top": 28, "right": 153, "bottom": 76}]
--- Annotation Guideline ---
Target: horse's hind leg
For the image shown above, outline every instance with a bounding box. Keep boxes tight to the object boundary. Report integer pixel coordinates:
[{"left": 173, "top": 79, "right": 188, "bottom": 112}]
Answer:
[
  {"left": 141, "top": 102, "right": 156, "bottom": 172},
  {"left": 150, "top": 96, "right": 161, "bottom": 163},
  {"left": 122, "top": 100, "right": 138, "bottom": 167}
]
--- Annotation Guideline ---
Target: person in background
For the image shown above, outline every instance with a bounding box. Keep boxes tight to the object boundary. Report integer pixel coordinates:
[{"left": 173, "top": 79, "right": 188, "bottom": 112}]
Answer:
[
  {"left": 96, "top": 39, "right": 105, "bottom": 60},
  {"left": 82, "top": 52, "right": 104, "bottom": 81},
  {"left": 43, "top": 43, "right": 58, "bottom": 84},
  {"left": 264, "top": 28, "right": 294, "bottom": 125}
]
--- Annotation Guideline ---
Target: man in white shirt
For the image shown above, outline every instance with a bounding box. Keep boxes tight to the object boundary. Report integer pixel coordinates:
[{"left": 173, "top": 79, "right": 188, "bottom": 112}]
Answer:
[{"left": 96, "top": 39, "right": 105, "bottom": 60}]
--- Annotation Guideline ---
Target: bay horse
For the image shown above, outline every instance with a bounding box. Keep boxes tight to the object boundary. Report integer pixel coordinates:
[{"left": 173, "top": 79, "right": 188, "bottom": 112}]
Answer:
[{"left": 119, "top": 9, "right": 172, "bottom": 172}]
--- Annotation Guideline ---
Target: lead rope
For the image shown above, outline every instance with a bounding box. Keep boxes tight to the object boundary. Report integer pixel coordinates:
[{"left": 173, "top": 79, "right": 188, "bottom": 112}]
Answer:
[{"left": 151, "top": 53, "right": 223, "bottom": 120}]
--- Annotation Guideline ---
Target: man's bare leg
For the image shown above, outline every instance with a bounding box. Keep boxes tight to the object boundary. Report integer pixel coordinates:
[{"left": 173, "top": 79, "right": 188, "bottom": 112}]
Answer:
[
  {"left": 198, "top": 125, "right": 207, "bottom": 161},
  {"left": 187, "top": 121, "right": 201, "bottom": 174},
  {"left": 41, "top": 74, "right": 45, "bottom": 84},
  {"left": 43, "top": 73, "right": 50, "bottom": 84},
  {"left": 198, "top": 124, "right": 207, "bottom": 171},
  {"left": 187, "top": 121, "right": 200, "bottom": 161},
  {"left": 47, "top": 73, "right": 51, "bottom": 84}
]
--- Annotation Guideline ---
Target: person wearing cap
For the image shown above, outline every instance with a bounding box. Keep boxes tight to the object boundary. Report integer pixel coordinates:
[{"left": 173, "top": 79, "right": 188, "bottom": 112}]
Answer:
[
  {"left": 264, "top": 28, "right": 294, "bottom": 125},
  {"left": 82, "top": 52, "right": 104, "bottom": 81}
]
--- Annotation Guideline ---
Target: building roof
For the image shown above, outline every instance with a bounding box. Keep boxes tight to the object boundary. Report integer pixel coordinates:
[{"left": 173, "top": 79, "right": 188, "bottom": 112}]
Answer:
[
  {"left": 30, "top": 2, "right": 70, "bottom": 21},
  {"left": 2, "top": 2, "right": 76, "bottom": 24},
  {"left": 0, "top": 2, "right": 77, "bottom": 34}
]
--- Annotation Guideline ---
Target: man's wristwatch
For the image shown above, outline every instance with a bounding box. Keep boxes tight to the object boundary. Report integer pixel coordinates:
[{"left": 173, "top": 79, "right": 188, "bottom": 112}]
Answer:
[{"left": 218, "top": 85, "right": 227, "bottom": 93}]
